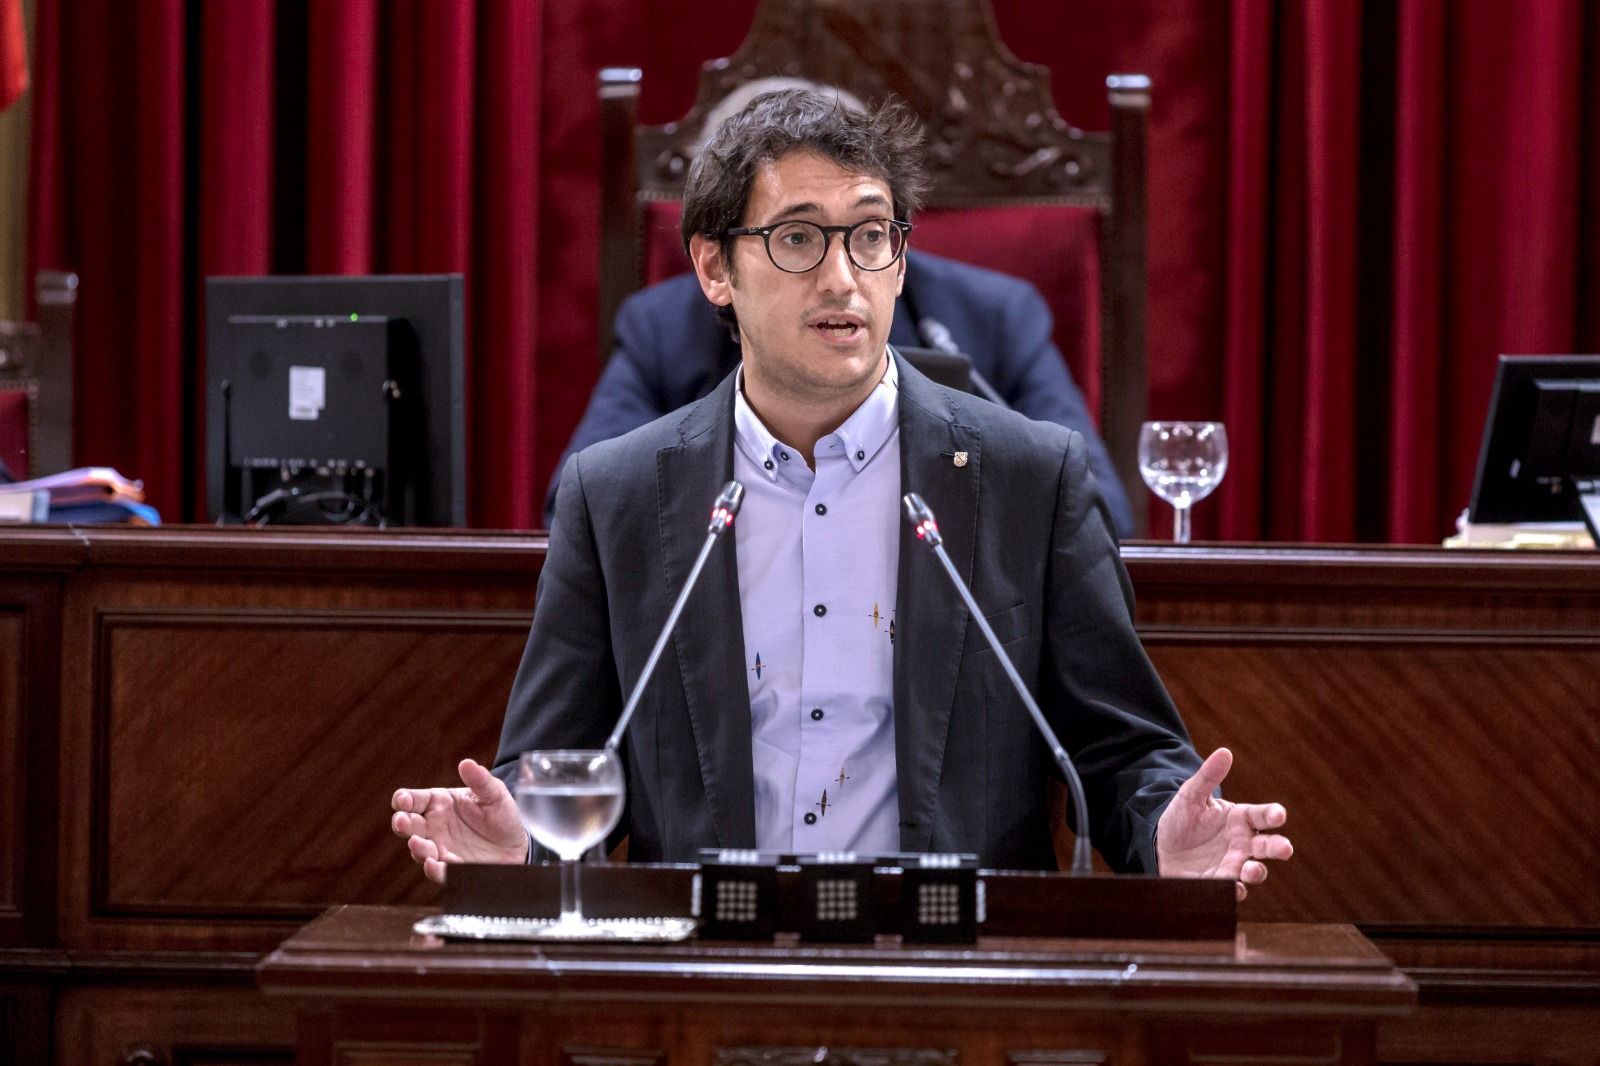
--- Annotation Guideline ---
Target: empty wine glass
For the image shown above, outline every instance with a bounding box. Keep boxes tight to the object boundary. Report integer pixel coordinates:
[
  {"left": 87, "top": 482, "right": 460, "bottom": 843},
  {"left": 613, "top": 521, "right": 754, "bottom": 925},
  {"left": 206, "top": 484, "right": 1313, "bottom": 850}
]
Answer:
[
  {"left": 1138, "top": 422, "right": 1229, "bottom": 544},
  {"left": 515, "top": 749, "right": 625, "bottom": 934}
]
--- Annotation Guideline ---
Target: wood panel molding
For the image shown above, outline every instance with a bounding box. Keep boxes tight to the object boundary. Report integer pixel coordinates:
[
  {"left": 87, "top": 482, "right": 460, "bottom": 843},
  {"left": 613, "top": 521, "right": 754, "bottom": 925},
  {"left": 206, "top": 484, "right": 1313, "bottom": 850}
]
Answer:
[
  {"left": 86, "top": 610, "right": 526, "bottom": 925},
  {"left": 714, "top": 1052, "right": 957, "bottom": 1066},
  {"left": 563, "top": 1050, "right": 668, "bottom": 1066},
  {"left": 0, "top": 579, "right": 62, "bottom": 948}
]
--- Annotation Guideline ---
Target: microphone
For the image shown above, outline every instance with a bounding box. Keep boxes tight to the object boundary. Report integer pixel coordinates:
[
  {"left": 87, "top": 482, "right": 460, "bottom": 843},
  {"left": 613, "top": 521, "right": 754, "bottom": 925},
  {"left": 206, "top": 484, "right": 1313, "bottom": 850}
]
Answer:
[
  {"left": 605, "top": 481, "right": 745, "bottom": 751},
  {"left": 917, "top": 316, "right": 959, "bottom": 355},
  {"left": 902, "top": 492, "right": 1093, "bottom": 874},
  {"left": 916, "top": 317, "right": 1009, "bottom": 409}
]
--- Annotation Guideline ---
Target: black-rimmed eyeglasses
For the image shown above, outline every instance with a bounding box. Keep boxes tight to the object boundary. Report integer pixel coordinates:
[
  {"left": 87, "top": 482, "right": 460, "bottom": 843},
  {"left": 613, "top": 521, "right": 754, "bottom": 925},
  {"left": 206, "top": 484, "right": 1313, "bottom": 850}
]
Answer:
[{"left": 725, "top": 218, "right": 912, "bottom": 274}]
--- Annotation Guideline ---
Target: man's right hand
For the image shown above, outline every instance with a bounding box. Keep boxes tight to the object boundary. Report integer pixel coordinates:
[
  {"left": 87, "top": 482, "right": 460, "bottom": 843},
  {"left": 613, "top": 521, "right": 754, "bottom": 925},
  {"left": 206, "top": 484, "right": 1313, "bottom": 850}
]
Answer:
[{"left": 391, "top": 758, "right": 529, "bottom": 884}]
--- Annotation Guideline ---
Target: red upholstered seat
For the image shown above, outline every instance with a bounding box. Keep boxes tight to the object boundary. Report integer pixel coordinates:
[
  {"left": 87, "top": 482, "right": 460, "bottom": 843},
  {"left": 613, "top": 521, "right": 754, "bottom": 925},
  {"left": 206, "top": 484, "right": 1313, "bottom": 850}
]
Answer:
[
  {"left": 641, "top": 201, "right": 1104, "bottom": 415},
  {"left": 0, "top": 387, "right": 32, "bottom": 478}
]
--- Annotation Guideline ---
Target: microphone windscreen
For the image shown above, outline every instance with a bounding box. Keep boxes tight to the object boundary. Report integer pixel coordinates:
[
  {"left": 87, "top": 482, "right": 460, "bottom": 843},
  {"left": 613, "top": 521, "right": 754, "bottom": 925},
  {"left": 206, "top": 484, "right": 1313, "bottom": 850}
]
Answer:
[
  {"left": 917, "top": 317, "right": 959, "bottom": 354},
  {"left": 709, "top": 480, "right": 745, "bottom": 534},
  {"left": 901, "top": 492, "right": 942, "bottom": 546}
]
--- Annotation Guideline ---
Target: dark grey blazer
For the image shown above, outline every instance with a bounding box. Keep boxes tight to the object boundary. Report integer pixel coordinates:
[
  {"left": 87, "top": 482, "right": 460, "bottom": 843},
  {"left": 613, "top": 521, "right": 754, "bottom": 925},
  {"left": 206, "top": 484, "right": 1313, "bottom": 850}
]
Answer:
[{"left": 495, "top": 353, "right": 1198, "bottom": 872}]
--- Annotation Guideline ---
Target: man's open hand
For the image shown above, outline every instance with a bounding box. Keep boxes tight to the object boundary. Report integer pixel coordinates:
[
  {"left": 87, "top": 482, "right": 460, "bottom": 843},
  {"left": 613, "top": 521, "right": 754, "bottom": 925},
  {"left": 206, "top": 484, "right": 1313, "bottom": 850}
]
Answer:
[
  {"left": 390, "top": 758, "right": 529, "bottom": 884},
  {"left": 1156, "top": 748, "right": 1293, "bottom": 901}
]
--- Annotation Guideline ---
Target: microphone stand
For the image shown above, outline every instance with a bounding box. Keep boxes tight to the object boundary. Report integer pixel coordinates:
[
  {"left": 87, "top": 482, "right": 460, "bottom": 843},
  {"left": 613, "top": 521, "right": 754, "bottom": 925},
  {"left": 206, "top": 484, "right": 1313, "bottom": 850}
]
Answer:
[
  {"left": 605, "top": 481, "right": 745, "bottom": 751},
  {"left": 902, "top": 493, "right": 1094, "bottom": 874}
]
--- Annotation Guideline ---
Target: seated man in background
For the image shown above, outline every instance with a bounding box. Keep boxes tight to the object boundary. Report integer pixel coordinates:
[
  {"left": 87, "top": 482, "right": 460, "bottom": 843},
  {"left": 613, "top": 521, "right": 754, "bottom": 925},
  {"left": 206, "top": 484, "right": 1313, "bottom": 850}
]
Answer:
[
  {"left": 393, "top": 88, "right": 1290, "bottom": 896},
  {"left": 547, "top": 249, "right": 1134, "bottom": 536}
]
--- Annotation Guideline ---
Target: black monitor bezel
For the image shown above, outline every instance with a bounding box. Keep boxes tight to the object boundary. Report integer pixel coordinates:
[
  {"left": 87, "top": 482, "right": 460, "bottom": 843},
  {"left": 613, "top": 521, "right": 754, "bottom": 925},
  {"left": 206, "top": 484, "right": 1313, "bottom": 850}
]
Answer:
[
  {"left": 204, "top": 274, "right": 466, "bottom": 526},
  {"left": 1467, "top": 354, "right": 1600, "bottom": 525}
]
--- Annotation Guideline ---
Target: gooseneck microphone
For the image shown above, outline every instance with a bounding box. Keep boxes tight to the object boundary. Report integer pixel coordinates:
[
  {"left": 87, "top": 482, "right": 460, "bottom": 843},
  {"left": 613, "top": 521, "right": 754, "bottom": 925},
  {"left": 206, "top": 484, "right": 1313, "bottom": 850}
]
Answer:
[
  {"left": 605, "top": 481, "right": 745, "bottom": 751},
  {"left": 902, "top": 492, "right": 1093, "bottom": 874},
  {"left": 916, "top": 317, "right": 1009, "bottom": 409}
]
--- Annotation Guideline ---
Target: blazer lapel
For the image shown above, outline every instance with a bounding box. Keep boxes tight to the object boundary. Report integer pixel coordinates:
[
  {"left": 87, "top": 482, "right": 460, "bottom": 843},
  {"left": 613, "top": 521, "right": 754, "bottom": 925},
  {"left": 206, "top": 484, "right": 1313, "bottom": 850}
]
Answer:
[
  {"left": 891, "top": 351, "right": 981, "bottom": 852},
  {"left": 656, "top": 371, "right": 757, "bottom": 848}
]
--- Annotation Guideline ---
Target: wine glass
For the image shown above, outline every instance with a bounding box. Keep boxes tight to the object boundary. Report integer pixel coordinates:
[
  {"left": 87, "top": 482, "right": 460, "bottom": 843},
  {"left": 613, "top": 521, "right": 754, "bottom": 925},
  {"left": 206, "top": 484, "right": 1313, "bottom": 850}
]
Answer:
[
  {"left": 1138, "top": 422, "right": 1229, "bottom": 544},
  {"left": 514, "top": 749, "right": 625, "bottom": 934}
]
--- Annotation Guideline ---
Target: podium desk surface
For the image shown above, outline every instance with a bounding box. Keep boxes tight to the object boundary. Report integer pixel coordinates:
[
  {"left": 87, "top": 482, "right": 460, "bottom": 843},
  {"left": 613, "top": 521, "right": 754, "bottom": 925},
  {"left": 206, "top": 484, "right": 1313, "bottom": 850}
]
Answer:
[{"left": 259, "top": 904, "right": 1415, "bottom": 1014}]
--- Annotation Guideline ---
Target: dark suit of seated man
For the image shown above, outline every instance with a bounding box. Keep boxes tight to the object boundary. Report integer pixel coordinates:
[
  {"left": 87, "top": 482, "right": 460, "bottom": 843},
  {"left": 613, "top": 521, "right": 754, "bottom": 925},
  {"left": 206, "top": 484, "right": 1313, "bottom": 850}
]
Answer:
[
  {"left": 392, "top": 88, "right": 1291, "bottom": 897},
  {"left": 545, "top": 250, "right": 1134, "bottom": 536}
]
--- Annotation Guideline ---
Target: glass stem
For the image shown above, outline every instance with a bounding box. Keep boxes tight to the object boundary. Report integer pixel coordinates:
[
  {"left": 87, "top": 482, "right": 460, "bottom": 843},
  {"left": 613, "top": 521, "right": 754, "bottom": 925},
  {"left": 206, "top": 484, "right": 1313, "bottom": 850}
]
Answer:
[
  {"left": 560, "top": 858, "right": 582, "bottom": 924},
  {"left": 1173, "top": 503, "right": 1192, "bottom": 544}
]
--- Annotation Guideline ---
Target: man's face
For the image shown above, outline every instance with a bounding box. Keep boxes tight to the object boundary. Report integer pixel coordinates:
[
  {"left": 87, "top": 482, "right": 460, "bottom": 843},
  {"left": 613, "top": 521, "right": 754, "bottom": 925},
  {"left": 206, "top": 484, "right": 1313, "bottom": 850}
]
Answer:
[{"left": 691, "top": 151, "right": 905, "bottom": 407}]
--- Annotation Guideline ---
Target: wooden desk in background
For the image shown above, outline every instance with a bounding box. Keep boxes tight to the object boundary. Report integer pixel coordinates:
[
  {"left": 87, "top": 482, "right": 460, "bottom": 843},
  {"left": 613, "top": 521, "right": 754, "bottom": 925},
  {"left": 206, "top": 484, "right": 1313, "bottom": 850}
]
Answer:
[{"left": 0, "top": 528, "right": 1594, "bottom": 1064}]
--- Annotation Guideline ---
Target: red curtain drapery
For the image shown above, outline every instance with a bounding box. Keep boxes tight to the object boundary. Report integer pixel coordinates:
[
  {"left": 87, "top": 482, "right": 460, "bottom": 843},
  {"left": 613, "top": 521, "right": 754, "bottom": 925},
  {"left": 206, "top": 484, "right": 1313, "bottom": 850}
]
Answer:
[
  {"left": 0, "top": 0, "right": 27, "bottom": 110},
  {"left": 25, "top": 0, "right": 1600, "bottom": 539},
  {"left": 27, "top": 0, "right": 542, "bottom": 526}
]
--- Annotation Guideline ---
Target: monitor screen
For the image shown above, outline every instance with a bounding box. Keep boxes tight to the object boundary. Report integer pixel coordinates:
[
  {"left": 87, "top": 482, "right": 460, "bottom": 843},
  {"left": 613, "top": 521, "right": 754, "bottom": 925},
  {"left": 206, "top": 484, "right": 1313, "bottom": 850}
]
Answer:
[
  {"left": 1468, "top": 354, "right": 1600, "bottom": 528},
  {"left": 205, "top": 275, "right": 466, "bottom": 526}
]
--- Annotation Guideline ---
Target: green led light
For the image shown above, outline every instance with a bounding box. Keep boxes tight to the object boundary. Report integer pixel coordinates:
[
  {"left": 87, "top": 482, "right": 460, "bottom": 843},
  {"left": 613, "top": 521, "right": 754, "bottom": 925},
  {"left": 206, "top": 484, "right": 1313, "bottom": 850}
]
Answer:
[{"left": 349, "top": 312, "right": 358, "bottom": 322}]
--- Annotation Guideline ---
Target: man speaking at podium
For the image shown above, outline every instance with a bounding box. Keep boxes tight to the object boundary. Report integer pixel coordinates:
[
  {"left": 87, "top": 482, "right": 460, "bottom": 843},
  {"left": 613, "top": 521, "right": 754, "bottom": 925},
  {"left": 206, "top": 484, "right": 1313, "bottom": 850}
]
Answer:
[{"left": 393, "top": 90, "right": 1292, "bottom": 898}]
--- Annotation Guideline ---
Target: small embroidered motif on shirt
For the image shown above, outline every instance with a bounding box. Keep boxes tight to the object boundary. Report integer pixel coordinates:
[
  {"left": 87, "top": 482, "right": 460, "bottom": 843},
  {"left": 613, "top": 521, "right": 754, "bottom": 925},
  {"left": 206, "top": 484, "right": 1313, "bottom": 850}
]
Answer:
[
  {"left": 887, "top": 618, "right": 896, "bottom": 644},
  {"left": 836, "top": 766, "right": 850, "bottom": 790},
  {"left": 815, "top": 789, "right": 830, "bottom": 816},
  {"left": 868, "top": 602, "right": 885, "bottom": 629},
  {"left": 750, "top": 652, "right": 767, "bottom": 680}
]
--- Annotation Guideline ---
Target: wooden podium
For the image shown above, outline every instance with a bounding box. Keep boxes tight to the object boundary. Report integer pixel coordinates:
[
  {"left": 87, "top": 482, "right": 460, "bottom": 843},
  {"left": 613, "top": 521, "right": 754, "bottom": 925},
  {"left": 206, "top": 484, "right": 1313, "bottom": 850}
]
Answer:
[{"left": 259, "top": 905, "right": 1413, "bottom": 1065}]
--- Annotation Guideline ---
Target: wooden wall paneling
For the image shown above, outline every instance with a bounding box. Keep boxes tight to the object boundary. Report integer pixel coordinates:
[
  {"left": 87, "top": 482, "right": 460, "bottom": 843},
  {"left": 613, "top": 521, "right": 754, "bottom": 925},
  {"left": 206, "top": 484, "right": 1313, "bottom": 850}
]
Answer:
[
  {"left": 0, "top": 575, "right": 63, "bottom": 948},
  {"left": 92, "top": 611, "right": 524, "bottom": 920},
  {"left": 1122, "top": 545, "right": 1600, "bottom": 1066},
  {"left": 3, "top": 530, "right": 1597, "bottom": 1065},
  {"left": 0, "top": 975, "right": 55, "bottom": 1066},
  {"left": 1375, "top": 1001, "right": 1600, "bottom": 1066},
  {"left": 51, "top": 529, "right": 544, "bottom": 953},
  {"left": 54, "top": 984, "right": 294, "bottom": 1066},
  {"left": 1146, "top": 636, "right": 1600, "bottom": 931}
]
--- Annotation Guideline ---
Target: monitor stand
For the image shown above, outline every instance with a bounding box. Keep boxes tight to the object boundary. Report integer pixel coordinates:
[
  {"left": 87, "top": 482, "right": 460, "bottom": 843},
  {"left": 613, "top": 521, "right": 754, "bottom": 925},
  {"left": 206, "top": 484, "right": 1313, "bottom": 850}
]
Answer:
[{"left": 1573, "top": 477, "right": 1600, "bottom": 547}]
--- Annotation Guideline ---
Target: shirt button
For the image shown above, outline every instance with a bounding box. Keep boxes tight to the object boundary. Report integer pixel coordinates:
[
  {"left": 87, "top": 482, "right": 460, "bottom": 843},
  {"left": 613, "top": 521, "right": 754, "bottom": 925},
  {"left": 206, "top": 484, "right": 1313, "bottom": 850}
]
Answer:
[
  {"left": 855, "top": 449, "right": 865, "bottom": 461},
  {"left": 763, "top": 459, "right": 774, "bottom": 471},
  {"left": 803, "top": 812, "right": 818, "bottom": 825},
  {"left": 780, "top": 450, "right": 790, "bottom": 461},
  {"left": 815, "top": 503, "right": 827, "bottom": 516},
  {"left": 813, "top": 604, "right": 827, "bottom": 617},
  {"left": 811, "top": 707, "right": 824, "bottom": 721}
]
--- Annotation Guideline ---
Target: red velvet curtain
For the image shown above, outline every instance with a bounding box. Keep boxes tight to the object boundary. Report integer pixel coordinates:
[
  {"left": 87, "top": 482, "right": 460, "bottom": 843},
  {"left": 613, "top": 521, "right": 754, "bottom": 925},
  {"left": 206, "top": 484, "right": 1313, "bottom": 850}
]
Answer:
[
  {"left": 27, "top": 0, "right": 1600, "bottom": 540},
  {"left": 27, "top": 0, "right": 542, "bottom": 526}
]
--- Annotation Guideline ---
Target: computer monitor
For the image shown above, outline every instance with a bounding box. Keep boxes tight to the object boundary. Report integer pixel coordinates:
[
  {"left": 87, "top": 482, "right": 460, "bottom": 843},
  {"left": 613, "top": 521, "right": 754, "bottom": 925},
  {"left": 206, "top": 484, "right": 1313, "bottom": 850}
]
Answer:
[
  {"left": 205, "top": 275, "right": 466, "bottom": 526},
  {"left": 1468, "top": 354, "right": 1600, "bottom": 539}
]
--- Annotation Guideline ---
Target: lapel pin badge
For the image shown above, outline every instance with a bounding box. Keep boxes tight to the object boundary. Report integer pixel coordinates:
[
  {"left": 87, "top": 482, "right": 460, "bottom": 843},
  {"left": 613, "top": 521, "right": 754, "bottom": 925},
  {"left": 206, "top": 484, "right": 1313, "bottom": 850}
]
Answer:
[{"left": 952, "top": 451, "right": 968, "bottom": 468}]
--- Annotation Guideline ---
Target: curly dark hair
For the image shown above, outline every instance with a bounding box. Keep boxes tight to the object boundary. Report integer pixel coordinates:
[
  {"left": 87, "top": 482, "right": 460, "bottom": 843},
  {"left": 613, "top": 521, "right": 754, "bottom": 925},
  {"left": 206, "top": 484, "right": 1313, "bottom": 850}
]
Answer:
[{"left": 680, "top": 89, "right": 929, "bottom": 336}]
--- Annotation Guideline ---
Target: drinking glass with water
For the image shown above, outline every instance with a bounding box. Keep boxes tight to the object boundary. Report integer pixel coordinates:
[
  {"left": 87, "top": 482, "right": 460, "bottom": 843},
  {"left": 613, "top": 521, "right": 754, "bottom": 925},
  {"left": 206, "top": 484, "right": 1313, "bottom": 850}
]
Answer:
[
  {"left": 515, "top": 749, "right": 625, "bottom": 931},
  {"left": 1138, "top": 421, "right": 1229, "bottom": 544}
]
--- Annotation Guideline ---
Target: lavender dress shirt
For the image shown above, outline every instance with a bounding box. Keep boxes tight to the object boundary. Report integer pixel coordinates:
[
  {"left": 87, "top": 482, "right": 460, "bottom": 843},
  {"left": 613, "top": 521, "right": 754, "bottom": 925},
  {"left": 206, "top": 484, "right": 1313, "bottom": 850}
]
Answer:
[{"left": 732, "top": 357, "right": 902, "bottom": 853}]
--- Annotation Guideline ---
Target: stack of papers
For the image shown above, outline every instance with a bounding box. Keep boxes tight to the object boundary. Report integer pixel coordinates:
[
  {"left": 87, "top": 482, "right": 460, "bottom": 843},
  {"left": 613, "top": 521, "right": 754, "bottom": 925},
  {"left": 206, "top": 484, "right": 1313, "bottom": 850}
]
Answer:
[
  {"left": 0, "top": 467, "right": 161, "bottom": 525},
  {"left": 1444, "top": 509, "right": 1593, "bottom": 550}
]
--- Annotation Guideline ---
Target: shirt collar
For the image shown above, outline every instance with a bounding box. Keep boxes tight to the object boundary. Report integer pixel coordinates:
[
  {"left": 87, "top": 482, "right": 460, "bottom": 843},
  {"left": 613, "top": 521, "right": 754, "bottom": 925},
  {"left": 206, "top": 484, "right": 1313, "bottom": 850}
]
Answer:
[{"left": 733, "top": 352, "right": 900, "bottom": 481}]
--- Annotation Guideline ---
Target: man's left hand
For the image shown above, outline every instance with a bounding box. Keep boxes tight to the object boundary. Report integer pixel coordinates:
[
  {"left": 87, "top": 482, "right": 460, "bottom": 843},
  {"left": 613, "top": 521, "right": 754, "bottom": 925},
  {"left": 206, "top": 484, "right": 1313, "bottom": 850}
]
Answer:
[{"left": 1156, "top": 747, "right": 1293, "bottom": 901}]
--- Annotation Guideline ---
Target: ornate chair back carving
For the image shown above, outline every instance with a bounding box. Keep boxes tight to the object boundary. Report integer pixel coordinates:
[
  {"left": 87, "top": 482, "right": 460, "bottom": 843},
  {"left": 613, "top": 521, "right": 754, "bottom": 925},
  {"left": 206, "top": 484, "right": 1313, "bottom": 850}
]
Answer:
[{"left": 596, "top": 0, "right": 1150, "bottom": 529}]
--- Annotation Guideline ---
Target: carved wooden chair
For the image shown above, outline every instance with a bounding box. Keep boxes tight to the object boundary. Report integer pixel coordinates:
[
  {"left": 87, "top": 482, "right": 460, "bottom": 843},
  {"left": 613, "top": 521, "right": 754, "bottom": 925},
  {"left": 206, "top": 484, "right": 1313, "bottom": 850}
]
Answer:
[
  {"left": 0, "top": 271, "right": 78, "bottom": 479},
  {"left": 596, "top": 0, "right": 1151, "bottom": 530}
]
